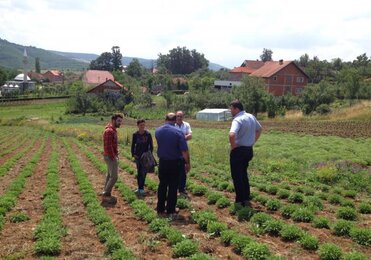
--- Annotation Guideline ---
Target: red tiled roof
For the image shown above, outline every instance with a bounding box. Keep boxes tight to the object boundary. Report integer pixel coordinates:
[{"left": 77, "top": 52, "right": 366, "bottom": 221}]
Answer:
[
  {"left": 83, "top": 70, "right": 114, "bottom": 84},
  {"left": 87, "top": 79, "right": 127, "bottom": 93},
  {"left": 250, "top": 61, "right": 292, "bottom": 77},
  {"left": 230, "top": 67, "right": 256, "bottom": 74},
  {"left": 241, "top": 60, "right": 265, "bottom": 69},
  {"left": 49, "top": 70, "right": 61, "bottom": 76}
]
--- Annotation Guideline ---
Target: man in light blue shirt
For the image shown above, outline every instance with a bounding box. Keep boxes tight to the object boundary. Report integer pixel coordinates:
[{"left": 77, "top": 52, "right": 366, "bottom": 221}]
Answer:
[{"left": 229, "top": 100, "right": 262, "bottom": 207}]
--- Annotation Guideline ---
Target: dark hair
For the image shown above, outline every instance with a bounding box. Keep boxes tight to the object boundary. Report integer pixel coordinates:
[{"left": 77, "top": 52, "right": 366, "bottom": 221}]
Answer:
[
  {"left": 165, "top": 113, "right": 176, "bottom": 122},
  {"left": 137, "top": 119, "right": 145, "bottom": 125},
  {"left": 111, "top": 113, "right": 124, "bottom": 120},
  {"left": 230, "top": 100, "right": 244, "bottom": 111}
]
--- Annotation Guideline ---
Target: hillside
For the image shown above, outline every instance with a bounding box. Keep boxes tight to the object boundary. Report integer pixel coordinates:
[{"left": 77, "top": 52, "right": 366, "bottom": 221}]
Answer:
[{"left": 0, "top": 38, "right": 88, "bottom": 71}]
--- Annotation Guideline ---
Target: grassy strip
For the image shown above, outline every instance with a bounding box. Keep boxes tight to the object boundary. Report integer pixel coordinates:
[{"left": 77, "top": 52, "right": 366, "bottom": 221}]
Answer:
[
  {"left": 74, "top": 139, "right": 201, "bottom": 258},
  {"left": 0, "top": 133, "right": 29, "bottom": 156},
  {"left": 0, "top": 131, "right": 41, "bottom": 177},
  {"left": 0, "top": 136, "right": 46, "bottom": 231},
  {"left": 33, "top": 137, "right": 66, "bottom": 256},
  {"left": 63, "top": 138, "right": 136, "bottom": 260}
]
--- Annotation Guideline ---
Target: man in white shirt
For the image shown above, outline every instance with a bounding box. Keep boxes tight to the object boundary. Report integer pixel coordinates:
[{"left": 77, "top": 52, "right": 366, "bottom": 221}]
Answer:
[
  {"left": 175, "top": 111, "right": 192, "bottom": 196},
  {"left": 229, "top": 100, "right": 262, "bottom": 207}
]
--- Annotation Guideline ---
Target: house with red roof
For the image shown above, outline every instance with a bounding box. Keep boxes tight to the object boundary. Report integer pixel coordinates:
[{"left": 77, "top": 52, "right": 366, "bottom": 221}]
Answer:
[
  {"left": 82, "top": 70, "right": 114, "bottom": 86},
  {"left": 224, "top": 60, "right": 308, "bottom": 96},
  {"left": 87, "top": 79, "right": 127, "bottom": 94},
  {"left": 43, "top": 70, "right": 63, "bottom": 82}
]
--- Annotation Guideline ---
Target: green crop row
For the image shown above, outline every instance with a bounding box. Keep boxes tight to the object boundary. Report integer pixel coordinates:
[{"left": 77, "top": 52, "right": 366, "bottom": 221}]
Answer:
[
  {"left": 34, "top": 138, "right": 66, "bottom": 256},
  {"left": 0, "top": 137, "right": 46, "bottom": 230}
]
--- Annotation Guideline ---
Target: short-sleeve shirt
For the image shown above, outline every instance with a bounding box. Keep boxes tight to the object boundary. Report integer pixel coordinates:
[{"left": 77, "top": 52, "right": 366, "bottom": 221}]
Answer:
[
  {"left": 155, "top": 123, "right": 188, "bottom": 160},
  {"left": 175, "top": 121, "right": 192, "bottom": 137},
  {"left": 230, "top": 111, "right": 262, "bottom": 147}
]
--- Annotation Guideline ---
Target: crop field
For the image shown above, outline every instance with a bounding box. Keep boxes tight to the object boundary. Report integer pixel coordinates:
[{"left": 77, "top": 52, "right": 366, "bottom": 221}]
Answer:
[{"left": 0, "top": 102, "right": 370, "bottom": 259}]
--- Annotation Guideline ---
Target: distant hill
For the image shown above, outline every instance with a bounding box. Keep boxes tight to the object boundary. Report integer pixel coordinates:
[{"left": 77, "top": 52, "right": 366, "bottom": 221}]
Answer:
[
  {"left": 0, "top": 38, "right": 88, "bottom": 71},
  {"left": 0, "top": 38, "right": 227, "bottom": 71}
]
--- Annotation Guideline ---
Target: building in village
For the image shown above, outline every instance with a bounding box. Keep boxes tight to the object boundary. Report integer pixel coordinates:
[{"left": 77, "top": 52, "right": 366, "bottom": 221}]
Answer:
[
  {"left": 215, "top": 59, "right": 309, "bottom": 96},
  {"left": 87, "top": 79, "right": 127, "bottom": 94},
  {"left": 82, "top": 70, "right": 114, "bottom": 86},
  {"left": 43, "top": 70, "right": 63, "bottom": 82}
]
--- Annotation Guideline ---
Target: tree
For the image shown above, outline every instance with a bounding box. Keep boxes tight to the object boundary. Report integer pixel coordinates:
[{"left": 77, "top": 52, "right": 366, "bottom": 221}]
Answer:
[
  {"left": 260, "top": 48, "right": 273, "bottom": 62},
  {"left": 35, "top": 57, "right": 41, "bottom": 73},
  {"left": 126, "top": 58, "right": 143, "bottom": 78},
  {"left": 298, "top": 54, "right": 309, "bottom": 67},
  {"left": 232, "top": 76, "right": 267, "bottom": 115},
  {"left": 157, "top": 46, "right": 209, "bottom": 74},
  {"left": 111, "top": 46, "right": 123, "bottom": 71}
]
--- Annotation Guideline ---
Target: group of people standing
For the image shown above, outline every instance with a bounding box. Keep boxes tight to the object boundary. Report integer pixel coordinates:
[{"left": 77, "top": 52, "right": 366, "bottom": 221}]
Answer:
[{"left": 101, "top": 99, "right": 262, "bottom": 218}]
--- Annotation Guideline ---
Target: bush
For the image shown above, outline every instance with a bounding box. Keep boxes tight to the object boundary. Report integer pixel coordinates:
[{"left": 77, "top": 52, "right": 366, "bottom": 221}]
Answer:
[
  {"left": 336, "top": 207, "right": 357, "bottom": 221},
  {"left": 254, "top": 195, "right": 268, "bottom": 205},
  {"left": 328, "top": 194, "right": 343, "bottom": 205},
  {"left": 303, "top": 196, "right": 323, "bottom": 211},
  {"left": 236, "top": 207, "right": 255, "bottom": 221},
  {"left": 242, "top": 241, "right": 271, "bottom": 260},
  {"left": 263, "top": 219, "right": 283, "bottom": 236},
  {"left": 279, "top": 224, "right": 303, "bottom": 241},
  {"left": 265, "top": 199, "right": 281, "bottom": 211},
  {"left": 207, "top": 221, "right": 228, "bottom": 237},
  {"left": 172, "top": 239, "right": 199, "bottom": 258},
  {"left": 177, "top": 198, "right": 190, "bottom": 209},
  {"left": 191, "top": 185, "right": 208, "bottom": 196},
  {"left": 358, "top": 202, "right": 371, "bottom": 214},
  {"left": 288, "top": 193, "right": 304, "bottom": 203},
  {"left": 291, "top": 207, "right": 314, "bottom": 222},
  {"left": 316, "top": 104, "right": 331, "bottom": 114},
  {"left": 159, "top": 227, "right": 184, "bottom": 245},
  {"left": 266, "top": 185, "right": 278, "bottom": 195},
  {"left": 277, "top": 189, "right": 290, "bottom": 199},
  {"left": 299, "top": 233, "right": 319, "bottom": 250},
  {"left": 341, "top": 199, "right": 355, "bottom": 208},
  {"left": 216, "top": 197, "right": 231, "bottom": 208},
  {"left": 343, "top": 251, "right": 368, "bottom": 260},
  {"left": 231, "top": 234, "right": 253, "bottom": 254},
  {"left": 148, "top": 218, "right": 169, "bottom": 232},
  {"left": 332, "top": 220, "right": 354, "bottom": 236},
  {"left": 280, "top": 204, "right": 298, "bottom": 219},
  {"left": 9, "top": 212, "right": 29, "bottom": 222},
  {"left": 343, "top": 190, "right": 357, "bottom": 199},
  {"left": 192, "top": 211, "right": 218, "bottom": 231},
  {"left": 350, "top": 227, "right": 371, "bottom": 246},
  {"left": 207, "top": 192, "right": 223, "bottom": 205},
  {"left": 318, "top": 243, "right": 343, "bottom": 260},
  {"left": 229, "top": 202, "right": 244, "bottom": 215},
  {"left": 250, "top": 213, "right": 273, "bottom": 228},
  {"left": 220, "top": 230, "right": 238, "bottom": 246},
  {"left": 186, "top": 253, "right": 215, "bottom": 260},
  {"left": 312, "top": 216, "right": 330, "bottom": 229}
]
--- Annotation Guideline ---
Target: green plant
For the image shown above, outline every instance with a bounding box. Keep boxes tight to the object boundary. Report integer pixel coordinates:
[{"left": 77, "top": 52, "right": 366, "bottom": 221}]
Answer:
[
  {"left": 349, "top": 227, "right": 371, "bottom": 246},
  {"left": 230, "top": 234, "right": 253, "bottom": 254},
  {"left": 236, "top": 206, "right": 255, "bottom": 221},
  {"left": 328, "top": 194, "right": 343, "bottom": 205},
  {"left": 265, "top": 199, "right": 281, "bottom": 211},
  {"left": 9, "top": 212, "right": 29, "bottom": 222},
  {"left": 242, "top": 241, "right": 271, "bottom": 259},
  {"left": 263, "top": 219, "right": 283, "bottom": 236},
  {"left": 191, "top": 185, "right": 208, "bottom": 196},
  {"left": 206, "top": 221, "right": 228, "bottom": 237},
  {"left": 266, "top": 185, "right": 278, "bottom": 195},
  {"left": 215, "top": 197, "right": 231, "bottom": 208},
  {"left": 336, "top": 207, "right": 357, "bottom": 221},
  {"left": 277, "top": 189, "right": 290, "bottom": 199},
  {"left": 358, "top": 202, "right": 371, "bottom": 214},
  {"left": 177, "top": 198, "right": 190, "bottom": 209},
  {"left": 172, "top": 239, "right": 199, "bottom": 258},
  {"left": 312, "top": 216, "right": 330, "bottom": 229},
  {"left": 343, "top": 190, "right": 357, "bottom": 198},
  {"left": 186, "top": 253, "right": 216, "bottom": 260},
  {"left": 192, "top": 211, "right": 218, "bottom": 231},
  {"left": 280, "top": 204, "right": 298, "bottom": 219},
  {"left": 298, "top": 233, "right": 319, "bottom": 250},
  {"left": 207, "top": 192, "right": 223, "bottom": 205},
  {"left": 254, "top": 195, "right": 269, "bottom": 205},
  {"left": 159, "top": 226, "right": 185, "bottom": 245},
  {"left": 343, "top": 251, "right": 367, "bottom": 260},
  {"left": 318, "top": 243, "right": 343, "bottom": 260},
  {"left": 288, "top": 192, "right": 304, "bottom": 203},
  {"left": 332, "top": 220, "right": 354, "bottom": 236},
  {"left": 220, "top": 230, "right": 238, "bottom": 246},
  {"left": 291, "top": 207, "right": 314, "bottom": 222},
  {"left": 250, "top": 212, "right": 273, "bottom": 228},
  {"left": 279, "top": 224, "right": 303, "bottom": 241},
  {"left": 148, "top": 218, "right": 169, "bottom": 232}
]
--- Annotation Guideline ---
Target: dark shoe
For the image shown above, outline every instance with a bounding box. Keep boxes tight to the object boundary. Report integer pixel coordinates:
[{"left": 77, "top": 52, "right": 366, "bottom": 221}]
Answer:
[
  {"left": 167, "top": 213, "right": 180, "bottom": 221},
  {"left": 157, "top": 211, "right": 167, "bottom": 217},
  {"left": 99, "top": 191, "right": 111, "bottom": 197},
  {"left": 179, "top": 191, "right": 189, "bottom": 198},
  {"left": 243, "top": 200, "right": 252, "bottom": 207}
]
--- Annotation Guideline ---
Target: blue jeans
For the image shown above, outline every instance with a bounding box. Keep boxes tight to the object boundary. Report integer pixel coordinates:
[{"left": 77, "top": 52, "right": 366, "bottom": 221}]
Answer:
[{"left": 136, "top": 160, "right": 147, "bottom": 190}]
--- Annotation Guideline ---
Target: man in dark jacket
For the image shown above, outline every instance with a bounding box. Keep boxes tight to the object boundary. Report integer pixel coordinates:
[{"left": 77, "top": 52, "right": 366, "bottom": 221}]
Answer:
[
  {"left": 155, "top": 113, "right": 190, "bottom": 218},
  {"left": 101, "top": 113, "right": 123, "bottom": 201}
]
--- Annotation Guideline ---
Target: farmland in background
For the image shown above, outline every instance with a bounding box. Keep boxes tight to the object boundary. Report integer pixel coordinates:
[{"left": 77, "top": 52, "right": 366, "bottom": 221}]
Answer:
[{"left": 0, "top": 99, "right": 370, "bottom": 259}]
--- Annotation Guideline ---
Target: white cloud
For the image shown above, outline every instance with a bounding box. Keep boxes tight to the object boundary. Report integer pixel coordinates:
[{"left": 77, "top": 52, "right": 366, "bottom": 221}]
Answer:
[{"left": 0, "top": 0, "right": 370, "bottom": 68}]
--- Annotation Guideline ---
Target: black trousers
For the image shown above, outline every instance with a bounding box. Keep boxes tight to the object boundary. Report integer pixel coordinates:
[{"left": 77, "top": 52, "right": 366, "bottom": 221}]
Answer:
[
  {"left": 156, "top": 159, "right": 182, "bottom": 214},
  {"left": 230, "top": 146, "right": 253, "bottom": 204},
  {"left": 178, "top": 158, "right": 187, "bottom": 192}
]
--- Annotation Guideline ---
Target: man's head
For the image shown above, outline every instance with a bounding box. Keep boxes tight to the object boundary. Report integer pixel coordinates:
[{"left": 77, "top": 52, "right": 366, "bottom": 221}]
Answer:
[
  {"left": 176, "top": 111, "right": 184, "bottom": 125},
  {"left": 111, "top": 113, "right": 124, "bottom": 128},
  {"left": 230, "top": 100, "right": 244, "bottom": 117},
  {"left": 165, "top": 112, "right": 176, "bottom": 123},
  {"left": 136, "top": 119, "right": 145, "bottom": 131}
]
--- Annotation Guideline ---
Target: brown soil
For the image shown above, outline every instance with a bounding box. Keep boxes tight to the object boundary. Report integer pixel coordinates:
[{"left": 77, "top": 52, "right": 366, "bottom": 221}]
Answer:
[
  {"left": 0, "top": 138, "right": 50, "bottom": 259},
  {"left": 58, "top": 141, "right": 108, "bottom": 259},
  {"left": 68, "top": 140, "right": 174, "bottom": 259},
  {"left": 0, "top": 139, "right": 42, "bottom": 196},
  {"left": 0, "top": 138, "right": 34, "bottom": 165}
]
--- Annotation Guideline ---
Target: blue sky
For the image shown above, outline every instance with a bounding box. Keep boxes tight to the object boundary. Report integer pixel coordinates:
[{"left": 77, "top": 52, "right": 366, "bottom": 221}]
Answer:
[{"left": 0, "top": 0, "right": 370, "bottom": 68}]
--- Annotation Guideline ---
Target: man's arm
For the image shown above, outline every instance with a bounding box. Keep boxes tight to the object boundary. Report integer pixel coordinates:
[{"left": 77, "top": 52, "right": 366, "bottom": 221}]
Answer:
[
  {"left": 255, "top": 128, "right": 262, "bottom": 143},
  {"left": 229, "top": 132, "right": 238, "bottom": 150},
  {"left": 182, "top": 150, "right": 191, "bottom": 172},
  {"left": 185, "top": 133, "right": 192, "bottom": 141}
]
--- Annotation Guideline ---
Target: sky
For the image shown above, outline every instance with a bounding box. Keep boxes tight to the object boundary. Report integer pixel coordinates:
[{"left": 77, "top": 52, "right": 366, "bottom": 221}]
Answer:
[{"left": 0, "top": 0, "right": 370, "bottom": 68}]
